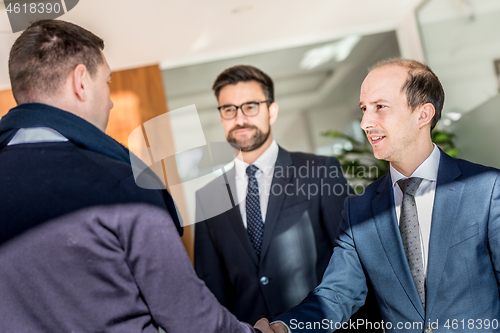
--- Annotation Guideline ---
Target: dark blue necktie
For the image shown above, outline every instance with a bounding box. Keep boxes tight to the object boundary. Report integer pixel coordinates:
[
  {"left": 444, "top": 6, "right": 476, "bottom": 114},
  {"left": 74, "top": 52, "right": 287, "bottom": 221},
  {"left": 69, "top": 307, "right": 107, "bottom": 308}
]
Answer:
[{"left": 246, "top": 165, "right": 264, "bottom": 257}]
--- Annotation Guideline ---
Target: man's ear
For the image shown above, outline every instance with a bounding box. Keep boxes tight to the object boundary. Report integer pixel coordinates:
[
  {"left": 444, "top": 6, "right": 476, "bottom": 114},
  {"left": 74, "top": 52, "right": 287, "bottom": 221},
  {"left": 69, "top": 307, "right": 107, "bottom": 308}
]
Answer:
[
  {"left": 418, "top": 103, "right": 435, "bottom": 129},
  {"left": 268, "top": 102, "right": 279, "bottom": 126},
  {"left": 72, "top": 64, "right": 89, "bottom": 102}
]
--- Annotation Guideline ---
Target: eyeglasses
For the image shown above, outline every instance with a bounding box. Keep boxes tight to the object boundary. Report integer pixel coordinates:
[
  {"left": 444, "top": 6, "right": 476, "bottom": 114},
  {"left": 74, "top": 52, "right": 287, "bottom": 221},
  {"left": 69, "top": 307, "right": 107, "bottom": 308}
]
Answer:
[{"left": 218, "top": 100, "right": 270, "bottom": 119}]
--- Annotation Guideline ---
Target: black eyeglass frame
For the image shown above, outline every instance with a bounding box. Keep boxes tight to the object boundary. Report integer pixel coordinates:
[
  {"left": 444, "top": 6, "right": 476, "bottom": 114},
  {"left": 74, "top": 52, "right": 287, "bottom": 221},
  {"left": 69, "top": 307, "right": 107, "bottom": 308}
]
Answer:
[{"left": 217, "top": 100, "right": 271, "bottom": 119}]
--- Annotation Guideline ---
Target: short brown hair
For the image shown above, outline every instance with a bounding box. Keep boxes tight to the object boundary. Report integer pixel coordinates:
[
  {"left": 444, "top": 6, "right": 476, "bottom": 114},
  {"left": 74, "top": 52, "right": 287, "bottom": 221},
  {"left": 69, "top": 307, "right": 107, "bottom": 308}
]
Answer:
[
  {"left": 9, "top": 20, "right": 104, "bottom": 104},
  {"left": 212, "top": 65, "right": 274, "bottom": 103},
  {"left": 370, "top": 58, "right": 445, "bottom": 130}
]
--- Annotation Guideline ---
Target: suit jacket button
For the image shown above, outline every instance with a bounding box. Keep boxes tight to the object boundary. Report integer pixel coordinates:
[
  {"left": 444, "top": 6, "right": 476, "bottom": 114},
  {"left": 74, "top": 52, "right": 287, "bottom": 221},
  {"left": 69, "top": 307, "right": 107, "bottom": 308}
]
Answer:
[
  {"left": 260, "top": 276, "right": 269, "bottom": 285},
  {"left": 425, "top": 326, "right": 433, "bottom": 333}
]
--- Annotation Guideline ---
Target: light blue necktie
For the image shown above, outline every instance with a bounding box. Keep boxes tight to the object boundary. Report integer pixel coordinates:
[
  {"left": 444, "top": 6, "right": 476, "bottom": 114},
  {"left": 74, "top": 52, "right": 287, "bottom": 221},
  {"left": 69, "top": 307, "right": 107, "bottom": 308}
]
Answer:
[{"left": 246, "top": 165, "right": 264, "bottom": 257}]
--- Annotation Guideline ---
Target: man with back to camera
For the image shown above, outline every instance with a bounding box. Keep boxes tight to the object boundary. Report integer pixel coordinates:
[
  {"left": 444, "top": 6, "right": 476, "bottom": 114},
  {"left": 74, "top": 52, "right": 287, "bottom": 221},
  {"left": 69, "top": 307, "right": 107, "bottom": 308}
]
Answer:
[
  {"left": 0, "top": 19, "right": 268, "bottom": 333},
  {"left": 194, "top": 65, "right": 380, "bottom": 328},
  {"left": 255, "top": 59, "right": 500, "bottom": 333}
]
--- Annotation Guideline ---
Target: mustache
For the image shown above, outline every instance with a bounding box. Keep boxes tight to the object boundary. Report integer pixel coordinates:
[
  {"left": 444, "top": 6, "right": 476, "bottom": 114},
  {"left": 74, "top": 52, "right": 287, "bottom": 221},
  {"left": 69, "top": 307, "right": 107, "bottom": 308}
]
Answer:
[
  {"left": 230, "top": 125, "right": 258, "bottom": 133},
  {"left": 365, "top": 131, "right": 385, "bottom": 136}
]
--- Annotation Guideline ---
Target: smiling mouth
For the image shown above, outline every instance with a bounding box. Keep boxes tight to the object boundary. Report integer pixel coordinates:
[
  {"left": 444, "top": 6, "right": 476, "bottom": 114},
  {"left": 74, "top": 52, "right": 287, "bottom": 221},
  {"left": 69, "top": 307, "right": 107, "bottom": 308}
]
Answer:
[{"left": 370, "top": 136, "right": 385, "bottom": 144}]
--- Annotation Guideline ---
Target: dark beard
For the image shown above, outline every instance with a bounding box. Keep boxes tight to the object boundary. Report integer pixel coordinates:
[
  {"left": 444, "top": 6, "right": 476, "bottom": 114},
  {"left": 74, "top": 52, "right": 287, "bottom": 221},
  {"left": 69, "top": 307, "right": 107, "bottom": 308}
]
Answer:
[{"left": 227, "top": 125, "right": 270, "bottom": 152}]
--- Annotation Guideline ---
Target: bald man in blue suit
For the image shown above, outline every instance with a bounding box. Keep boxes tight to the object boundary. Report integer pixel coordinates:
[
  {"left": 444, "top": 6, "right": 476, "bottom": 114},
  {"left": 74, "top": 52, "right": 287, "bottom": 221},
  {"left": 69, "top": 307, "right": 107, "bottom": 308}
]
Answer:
[{"left": 256, "top": 59, "right": 500, "bottom": 333}]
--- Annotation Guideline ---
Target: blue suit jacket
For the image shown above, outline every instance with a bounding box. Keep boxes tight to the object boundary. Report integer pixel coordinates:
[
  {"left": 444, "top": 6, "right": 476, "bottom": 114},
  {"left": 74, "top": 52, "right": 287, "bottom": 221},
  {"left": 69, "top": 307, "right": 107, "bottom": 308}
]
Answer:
[{"left": 279, "top": 150, "right": 500, "bottom": 332}]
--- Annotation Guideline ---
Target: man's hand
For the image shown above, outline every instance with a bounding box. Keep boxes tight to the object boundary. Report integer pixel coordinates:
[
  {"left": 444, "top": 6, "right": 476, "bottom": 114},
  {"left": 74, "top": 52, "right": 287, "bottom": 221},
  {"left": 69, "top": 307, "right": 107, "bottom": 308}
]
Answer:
[
  {"left": 254, "top": 318, "right": 288, "bottom": 333},
  {"left": 254, "top": 318, "right": 274, "bottom": 333}
]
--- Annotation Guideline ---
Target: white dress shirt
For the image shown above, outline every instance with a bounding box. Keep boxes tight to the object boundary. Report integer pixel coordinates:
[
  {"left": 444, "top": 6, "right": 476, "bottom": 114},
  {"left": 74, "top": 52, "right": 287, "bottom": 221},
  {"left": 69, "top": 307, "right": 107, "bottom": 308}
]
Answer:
[
  {"left": 234, "top": 140, "right": 279, "bottom": 228},
  {"left": 7, "top": 127, "right": 68, "bottom": 145},
  {"left": 390, "top": 143, "right": 440, "bottom": 277}
]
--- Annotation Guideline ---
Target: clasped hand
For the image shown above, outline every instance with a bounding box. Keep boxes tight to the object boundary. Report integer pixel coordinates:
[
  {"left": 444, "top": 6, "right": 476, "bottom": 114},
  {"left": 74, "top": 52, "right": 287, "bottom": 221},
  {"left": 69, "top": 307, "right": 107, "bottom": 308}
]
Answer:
[{"left": 254, "top": 318, "right": 288, "bottom": 333}]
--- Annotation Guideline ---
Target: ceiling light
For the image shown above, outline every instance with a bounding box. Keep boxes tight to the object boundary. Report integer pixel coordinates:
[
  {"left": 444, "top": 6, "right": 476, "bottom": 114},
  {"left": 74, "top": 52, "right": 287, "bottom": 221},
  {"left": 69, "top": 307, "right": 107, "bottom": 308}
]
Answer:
[{"left": 300, "top": 35, "right": 361, "bottom": 70}]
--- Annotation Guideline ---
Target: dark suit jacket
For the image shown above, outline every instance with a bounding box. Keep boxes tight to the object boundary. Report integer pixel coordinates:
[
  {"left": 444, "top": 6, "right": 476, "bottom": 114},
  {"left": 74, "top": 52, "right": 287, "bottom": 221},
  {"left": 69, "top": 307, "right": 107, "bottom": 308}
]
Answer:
[
  {"left": 195, "top": 147, "right": 380, "bottom": 325},
  {"left": 0, "top": 140, "right": 168, "bottom": 243},
  {"left": 0, "top": 204, "right": 257, "bottom": 333},
  {"left": 279, "top": 150, "right": 500, "bottom": 332},
  {"left": 0, "top": 103, "right": 181, "bottom": 240}
]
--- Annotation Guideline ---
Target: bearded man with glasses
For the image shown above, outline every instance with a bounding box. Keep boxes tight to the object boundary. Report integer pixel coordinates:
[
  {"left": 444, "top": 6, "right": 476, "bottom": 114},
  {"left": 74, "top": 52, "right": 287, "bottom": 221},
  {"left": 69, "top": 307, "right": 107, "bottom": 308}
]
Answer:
[{"left": 194, "top": 65, "right": 380, "bottom": 330}]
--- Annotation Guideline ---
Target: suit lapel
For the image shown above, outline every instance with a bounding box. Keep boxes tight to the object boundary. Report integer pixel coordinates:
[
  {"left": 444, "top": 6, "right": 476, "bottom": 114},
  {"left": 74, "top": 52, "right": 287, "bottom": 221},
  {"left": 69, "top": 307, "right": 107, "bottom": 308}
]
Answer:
[
  {"left": 226, "top": 206, "right": 259, "bottom": 265},
  {"left": 223, "top": 167, "right": 259, "bottom": 266},
  {"left": 372, "top": 174, "right": 425, "bottom": 319},
  {"left": 260, "top": 148, "right": 293, "bottom": 260},
  {"left": 425, "top": 151, "right": 463, "bottom": 316}
]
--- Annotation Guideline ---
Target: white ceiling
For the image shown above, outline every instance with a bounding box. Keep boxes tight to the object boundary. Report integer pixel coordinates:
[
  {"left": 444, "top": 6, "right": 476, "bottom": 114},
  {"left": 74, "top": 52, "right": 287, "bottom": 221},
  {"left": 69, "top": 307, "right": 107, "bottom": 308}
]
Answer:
[
  {"left": 163, "top": 31, "right": 400, "bottom": 115},
  {"left": 0, "top": 0, "right": 424, "bottom": 90}
]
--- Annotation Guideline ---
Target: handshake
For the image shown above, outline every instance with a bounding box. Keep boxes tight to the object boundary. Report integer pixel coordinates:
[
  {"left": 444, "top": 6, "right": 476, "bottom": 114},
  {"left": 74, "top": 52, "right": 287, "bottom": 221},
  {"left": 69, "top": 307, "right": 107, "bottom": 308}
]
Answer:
[{"left": 254, "top": 318, "right": 288, "bottom": 333}]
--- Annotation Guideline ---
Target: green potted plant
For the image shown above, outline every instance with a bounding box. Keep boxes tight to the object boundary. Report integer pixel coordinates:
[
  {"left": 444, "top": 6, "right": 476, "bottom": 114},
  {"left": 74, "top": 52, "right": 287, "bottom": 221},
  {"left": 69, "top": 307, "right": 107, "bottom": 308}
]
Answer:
[{"left": 322, "top": 128, "right": 459, "bottom": 193}]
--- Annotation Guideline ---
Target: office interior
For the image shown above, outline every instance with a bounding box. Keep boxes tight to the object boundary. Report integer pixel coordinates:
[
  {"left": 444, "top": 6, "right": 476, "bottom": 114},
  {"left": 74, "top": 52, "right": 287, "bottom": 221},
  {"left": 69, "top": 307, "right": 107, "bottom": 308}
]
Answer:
[{"left": 0, "top": 0, "right": 498, "bottom": 258}]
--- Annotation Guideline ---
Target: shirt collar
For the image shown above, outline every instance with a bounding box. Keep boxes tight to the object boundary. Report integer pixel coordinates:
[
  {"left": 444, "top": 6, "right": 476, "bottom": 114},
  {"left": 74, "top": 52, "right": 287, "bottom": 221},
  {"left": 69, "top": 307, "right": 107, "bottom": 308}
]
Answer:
[
  {"left": 390, "top": 143, "right": 441, "bottom": 188},
  {"left": 234, "top": 140, "right": 279, "bottom": 179},
  {"left": 7, "top": 127, "right": 68, "bottom": 146}
]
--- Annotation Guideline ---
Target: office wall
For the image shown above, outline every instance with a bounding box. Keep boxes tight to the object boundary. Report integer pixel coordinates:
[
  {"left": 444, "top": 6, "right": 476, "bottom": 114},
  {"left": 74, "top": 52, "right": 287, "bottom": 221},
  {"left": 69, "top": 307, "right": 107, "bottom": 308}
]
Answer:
[
  {"left": 418, "top": 2, "right": 500, "bottom": 116},
  {"left": 0, "top": 89, "right": 16, "bottom": 117},
  {"left": 417, "top": 1, "right": 500, "bottom": 169},
  {"left": 107, "top": 64, "right": 194, "bottom": 261},
  {"left": 452, "top": 93, "right": 500, "bottom": 168}
]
